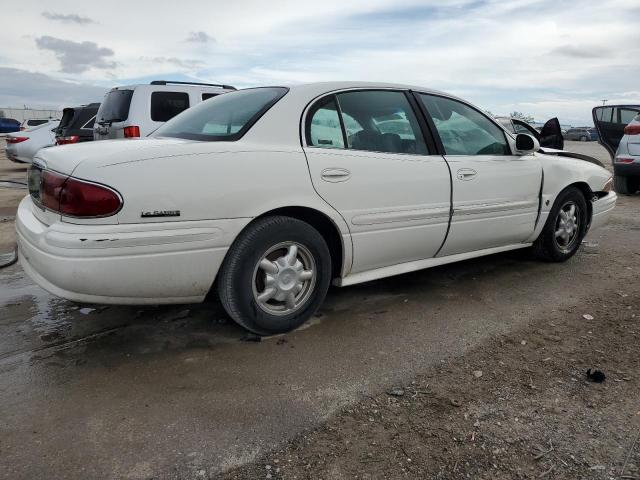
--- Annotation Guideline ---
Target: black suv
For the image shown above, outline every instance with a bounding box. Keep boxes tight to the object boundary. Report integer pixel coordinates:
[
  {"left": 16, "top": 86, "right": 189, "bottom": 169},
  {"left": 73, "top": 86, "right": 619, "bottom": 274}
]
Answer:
[{"left": 55, "top": 103, "right": 100, "bottom": 145}]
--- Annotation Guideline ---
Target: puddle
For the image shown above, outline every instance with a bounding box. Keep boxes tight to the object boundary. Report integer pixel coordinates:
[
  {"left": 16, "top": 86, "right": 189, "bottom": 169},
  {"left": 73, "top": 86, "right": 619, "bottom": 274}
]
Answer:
[
  {"left": 0, "top": 181, "right": 26, "bottom": 189},
  {"left": 0, "top": 266, "right": 72, "bottom": 333}
]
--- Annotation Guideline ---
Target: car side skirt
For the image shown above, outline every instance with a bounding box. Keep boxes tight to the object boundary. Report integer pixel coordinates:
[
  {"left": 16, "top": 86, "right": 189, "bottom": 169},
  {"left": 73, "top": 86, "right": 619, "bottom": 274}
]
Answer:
[{"left": 335, "top": 242, "right": 531, "bottom": 287}]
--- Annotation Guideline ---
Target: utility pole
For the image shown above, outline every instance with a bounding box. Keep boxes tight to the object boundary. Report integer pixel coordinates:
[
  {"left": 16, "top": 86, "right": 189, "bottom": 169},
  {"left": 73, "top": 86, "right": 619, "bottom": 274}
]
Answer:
[{"left": 601, "top": 99, "right": 608, "bottom": 106}]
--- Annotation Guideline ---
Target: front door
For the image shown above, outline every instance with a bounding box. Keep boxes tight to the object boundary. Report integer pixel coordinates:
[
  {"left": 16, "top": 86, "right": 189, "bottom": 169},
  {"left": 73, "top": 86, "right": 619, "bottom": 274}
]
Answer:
[
  {"left": 302, "top": 89, "right": 451, "bottom": 274},
  {"left": 417, "top": 93, "right": 542, "bottom": 257}
]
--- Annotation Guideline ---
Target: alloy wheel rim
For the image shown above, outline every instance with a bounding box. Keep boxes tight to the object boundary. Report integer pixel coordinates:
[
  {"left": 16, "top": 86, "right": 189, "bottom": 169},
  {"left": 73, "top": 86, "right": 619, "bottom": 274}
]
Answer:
[
  {"left": 252, "top": 242, "right": 316, "bottom": 316},
  {"left": 554, "top": 201, "right": 581, "bottom": 252}
]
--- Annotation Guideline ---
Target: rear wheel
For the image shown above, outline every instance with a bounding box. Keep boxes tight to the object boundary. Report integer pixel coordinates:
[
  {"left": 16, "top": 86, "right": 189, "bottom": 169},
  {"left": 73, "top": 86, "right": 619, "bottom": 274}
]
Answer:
[
  {"left": 217, "top": 216, "right": 331, "bottom": 335},
  {"left": 532, "top": 187, "right": 588, "bottom": 262},
  {"left": 614, "top": 175, "right": 637, "bottom": 195},
  {"left": 580, "top": 135, "right": 588, "bottom": 142}
]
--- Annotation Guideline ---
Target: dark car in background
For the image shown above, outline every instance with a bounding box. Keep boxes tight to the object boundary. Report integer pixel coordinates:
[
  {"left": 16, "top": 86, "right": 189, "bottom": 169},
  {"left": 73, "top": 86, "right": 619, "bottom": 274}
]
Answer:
[
  {"left": 564, "top": 127, "right": 593, "bottom": 141},
  {"left": 593, "top": 104, "right": 640, "bottom": 194},
  {"left": 0, "top": 117, "right": 20, "bottom": 134},
  {"left": 55, "top": 103, "right": 100, "bottom": 145}
]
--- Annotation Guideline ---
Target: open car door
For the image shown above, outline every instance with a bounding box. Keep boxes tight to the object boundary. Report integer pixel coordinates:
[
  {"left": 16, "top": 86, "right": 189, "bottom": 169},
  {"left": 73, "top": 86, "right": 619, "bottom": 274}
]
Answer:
[
  {"left": 538, "top": 117, "right": 563, "bottom": 150},
  {"left": 593, "top": 105, "right": 640, "bottom": 159}
]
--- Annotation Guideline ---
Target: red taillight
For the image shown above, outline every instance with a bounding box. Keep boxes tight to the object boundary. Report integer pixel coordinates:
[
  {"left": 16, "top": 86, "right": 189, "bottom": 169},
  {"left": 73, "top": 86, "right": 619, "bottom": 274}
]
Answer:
[
  {"left": 41, "top": 171, "right": 67, "bottom": 211},
  {"left": 615, "top": 156, "right": 635, "bottom": 164},
  {"left": 6, "top": 136, "right": 28, "bottom": 144},
  {"left": 40, "top": 170, "right": 122, "bottom": 217},
  {"left": 624, "top": 124, "right": 640, "bottom": 135},
  {"left": 123, "top": 126, "right": 140, "bottom": 138},
  {"left": 56, "top": 135, "right": 80, "bottom": 145}
]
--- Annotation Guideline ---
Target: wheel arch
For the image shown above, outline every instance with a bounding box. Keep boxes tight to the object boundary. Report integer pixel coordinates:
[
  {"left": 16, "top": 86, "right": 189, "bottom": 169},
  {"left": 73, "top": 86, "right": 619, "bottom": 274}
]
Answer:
[
  {"left": 567, "top": 181, "right": 594, "bottom": 224},
  {"left": 243, "top": 206, "right": 348, "bottom": 280}
]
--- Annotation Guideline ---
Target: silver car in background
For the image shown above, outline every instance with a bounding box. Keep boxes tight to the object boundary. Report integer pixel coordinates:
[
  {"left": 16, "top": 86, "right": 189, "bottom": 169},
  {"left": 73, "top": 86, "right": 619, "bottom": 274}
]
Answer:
[
  {"left": 5, "top": 119, "right": 59, "bottom": 164},
  {"left": 593, "top": 105, "right": 640, "bottom": 194}
]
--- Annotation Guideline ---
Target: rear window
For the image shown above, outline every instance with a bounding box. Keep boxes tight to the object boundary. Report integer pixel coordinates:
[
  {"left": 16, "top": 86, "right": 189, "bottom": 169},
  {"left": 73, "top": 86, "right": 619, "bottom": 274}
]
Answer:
[
  {"left": 151, "top": 91, "right": 190, "bottom": 122},
  {"left": 27, "top": 119, "right": 49, "bottom": 127},
  {"left": 57, "top": 109, "right": 75, "bottom": 133},
  {"left": 97, "top": 89, "right": 133, "bottom": 123},
  {"left": 154, "top": 87, "right": 288, "bottom": 141}
]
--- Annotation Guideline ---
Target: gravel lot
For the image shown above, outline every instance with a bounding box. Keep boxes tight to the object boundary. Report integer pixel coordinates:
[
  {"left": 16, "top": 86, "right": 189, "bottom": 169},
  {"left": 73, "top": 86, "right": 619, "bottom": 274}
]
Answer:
[{"left": 1, "top": 139, "right": 638, "bottom": 480}]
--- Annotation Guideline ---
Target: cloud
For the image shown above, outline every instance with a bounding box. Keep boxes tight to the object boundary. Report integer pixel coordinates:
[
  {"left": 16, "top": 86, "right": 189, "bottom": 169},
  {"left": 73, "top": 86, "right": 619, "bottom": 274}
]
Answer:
[
  {"left": 550, "top": 45, "right": 611, "bottom": 59},
  {"left": 186, "top": 31, "right": 215, "bottom": 43},
  {"left": 0, "top": 67, "right": 106, "bottom": 109},
  {"left": 140, "top": 56, "right": 204, "bottom": 69},
  {"left": 35, "top": 36, "right": 115, "bottom": 73},
  {"left": 42, "top": 11, "right": 96, "bottom": 25}
]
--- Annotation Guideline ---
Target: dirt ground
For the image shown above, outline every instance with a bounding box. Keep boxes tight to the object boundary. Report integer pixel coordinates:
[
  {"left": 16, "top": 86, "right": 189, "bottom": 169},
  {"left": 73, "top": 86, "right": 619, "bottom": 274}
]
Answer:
[
  {"left": 224, "top": 283, "right": 640, "bottom": 480},
  {"left": 1, "top": 139, "right": 639, "bottom": 479}
]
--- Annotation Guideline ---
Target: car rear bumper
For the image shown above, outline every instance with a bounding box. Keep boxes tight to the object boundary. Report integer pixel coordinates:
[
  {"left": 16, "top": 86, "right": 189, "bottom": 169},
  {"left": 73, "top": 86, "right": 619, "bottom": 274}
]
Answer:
[
  {"left": 589, "top": 191, "right": 617, "bottom": 231},
  {"left": 614, "top": 161, "right": 640, "bottom": 177},
  {"left": 4, "top": 146, "right": 28, "bottom": 163},
  {"left": 16, "top": 196, "right": 247, "bottom": 305}
]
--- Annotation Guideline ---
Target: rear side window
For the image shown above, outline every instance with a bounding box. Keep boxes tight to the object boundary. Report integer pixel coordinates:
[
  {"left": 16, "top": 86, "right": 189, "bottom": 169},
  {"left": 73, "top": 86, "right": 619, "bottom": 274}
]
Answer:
[
  {"left": 202, "top": 93, "right": 218, "bottom": 101},
  {"left": 151, "top": 91, "right": 190, "bottom": 122},
  {"left": 154, "top": 87, "right": 288, "bottom": 141},
  {"left": 307, "top": 96, "right": 345, "bottom": 149},
  {"left": 419, "top": 94, "right": 510, "bottom": 155},
  {"left": 98, "top": 89, "right": 133, "bottom": 123}
]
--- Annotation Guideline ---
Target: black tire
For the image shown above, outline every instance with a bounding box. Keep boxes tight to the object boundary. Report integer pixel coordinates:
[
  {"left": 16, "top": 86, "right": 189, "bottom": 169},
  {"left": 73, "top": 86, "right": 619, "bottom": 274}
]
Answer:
[
  {"left": 580, "top": 136, "right": 588, "bottom": 142},
  {"left": 217, "top": 216, "right": 331, "bottom": 335},
  {"left": 614, "top": 175, "right": 633, "bottom": 195},
  {"left": 532, "top": 186, "right": 588, "bottom": 262}
]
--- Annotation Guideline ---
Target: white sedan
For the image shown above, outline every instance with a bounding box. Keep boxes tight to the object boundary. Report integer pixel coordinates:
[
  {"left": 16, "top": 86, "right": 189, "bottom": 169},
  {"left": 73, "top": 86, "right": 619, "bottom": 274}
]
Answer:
[
  {"left": 17, "top": 82, "right": 617, "bottom": 334},
  {"left": 5, "top": 120, "right": 59, "bottom": 164}
]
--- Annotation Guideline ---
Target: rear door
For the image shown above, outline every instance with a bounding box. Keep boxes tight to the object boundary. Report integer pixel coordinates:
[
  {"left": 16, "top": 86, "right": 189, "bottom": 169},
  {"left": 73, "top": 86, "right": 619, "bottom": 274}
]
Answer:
[
  {"left": 417, "top": 93, "right": 542, "bottom": 257},
  {"left": 302, "top": 89, "right": 451, "bottom": 274},
  {"left": 593, "top": 105, "right": 640, "bottom": 159}
]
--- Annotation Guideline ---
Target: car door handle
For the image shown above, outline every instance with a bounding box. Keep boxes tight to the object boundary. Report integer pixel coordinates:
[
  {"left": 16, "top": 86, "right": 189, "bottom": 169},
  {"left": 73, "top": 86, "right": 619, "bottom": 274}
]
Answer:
[
  {"left": 456, "top": 168, "right": 477, "bottom": 181},
  {"left": 321, "top": 168, "right": 351, "bottom": 183}
]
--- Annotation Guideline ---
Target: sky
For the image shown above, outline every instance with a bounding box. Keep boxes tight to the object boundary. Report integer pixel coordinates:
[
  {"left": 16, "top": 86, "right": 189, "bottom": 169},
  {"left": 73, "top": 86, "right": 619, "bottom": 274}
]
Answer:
[{"left": 0, "top": 0, "right": 639, "bottom": 126}]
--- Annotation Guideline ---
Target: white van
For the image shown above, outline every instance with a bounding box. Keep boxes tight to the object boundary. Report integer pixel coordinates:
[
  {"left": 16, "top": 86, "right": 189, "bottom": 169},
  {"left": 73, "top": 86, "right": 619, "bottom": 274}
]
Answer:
[{"left": 93, "top": 80, "right": 235, "bottom": 140}]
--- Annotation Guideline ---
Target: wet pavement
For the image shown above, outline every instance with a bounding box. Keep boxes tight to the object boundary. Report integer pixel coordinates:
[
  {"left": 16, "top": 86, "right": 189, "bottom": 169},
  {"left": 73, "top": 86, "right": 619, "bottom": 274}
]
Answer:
[{"left": 1, "top": 141, "right": 638, "bottom": 479}]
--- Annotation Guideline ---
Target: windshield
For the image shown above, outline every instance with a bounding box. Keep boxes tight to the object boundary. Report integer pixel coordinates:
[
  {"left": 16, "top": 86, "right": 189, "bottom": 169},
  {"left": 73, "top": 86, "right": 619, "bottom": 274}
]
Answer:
[
  {"left": 154, "top": 87, "right": 288, "bottom": 141},
  {"left": 97, "top": 89, "right": 133, "bottom": 123}
]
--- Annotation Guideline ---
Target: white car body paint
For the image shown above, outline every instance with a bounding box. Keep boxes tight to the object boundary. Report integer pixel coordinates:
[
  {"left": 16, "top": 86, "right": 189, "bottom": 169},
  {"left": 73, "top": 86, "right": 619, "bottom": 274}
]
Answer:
[
  {"left": 17, "top": 82, "right": 616, "bottom": 305},
  {"left": 5, "top": 120, "right": 59, "bottom": 164}
]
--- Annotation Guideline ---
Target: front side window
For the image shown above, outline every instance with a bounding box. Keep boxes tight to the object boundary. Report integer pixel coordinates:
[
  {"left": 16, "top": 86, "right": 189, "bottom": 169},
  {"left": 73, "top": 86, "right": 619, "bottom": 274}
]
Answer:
[
  {"left": 306, "top": 96, "right": 345, "bottom": 149},
  {"left": 419, "top": 94, "right": 510, "bottom": 155},
  {"left": 202, "top": 93, "right": 218, "bottom": 101},
  {"left": 151, "top": 91, "right": 190, "bottom": 122},
  {"left": 335, "top": 90, "right": 427, "bottom": 154},
  {"left": 154, "top": 87, "right": 288, "bottom": 141}
]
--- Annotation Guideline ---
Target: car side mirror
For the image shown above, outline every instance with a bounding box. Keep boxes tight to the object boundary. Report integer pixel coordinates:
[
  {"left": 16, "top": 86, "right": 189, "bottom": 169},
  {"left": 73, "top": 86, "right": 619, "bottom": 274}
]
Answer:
[{"left": 515, "top": 133, "right": 540, "bottom": 155}]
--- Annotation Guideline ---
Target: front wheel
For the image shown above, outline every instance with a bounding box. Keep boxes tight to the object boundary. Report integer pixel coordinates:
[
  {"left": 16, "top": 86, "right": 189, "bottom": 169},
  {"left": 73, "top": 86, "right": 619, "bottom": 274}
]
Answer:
[
  {"left": 217, "top": 216, "right": 332, "bottom": 335},
  {"left": 532, "top": 187, "right": 588, "bottom": 262},
  {"left": 580, "top": 135, "right": 588, "bottom": 142}
]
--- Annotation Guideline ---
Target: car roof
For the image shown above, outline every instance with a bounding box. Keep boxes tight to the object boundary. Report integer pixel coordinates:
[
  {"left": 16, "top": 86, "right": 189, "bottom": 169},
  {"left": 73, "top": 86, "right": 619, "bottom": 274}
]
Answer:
[
  {"left": 238, "top": 81, "right": 479, "bottom": 147},
  {"left": 109, "top": 83, "right": 234, "bottom": 92}
]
